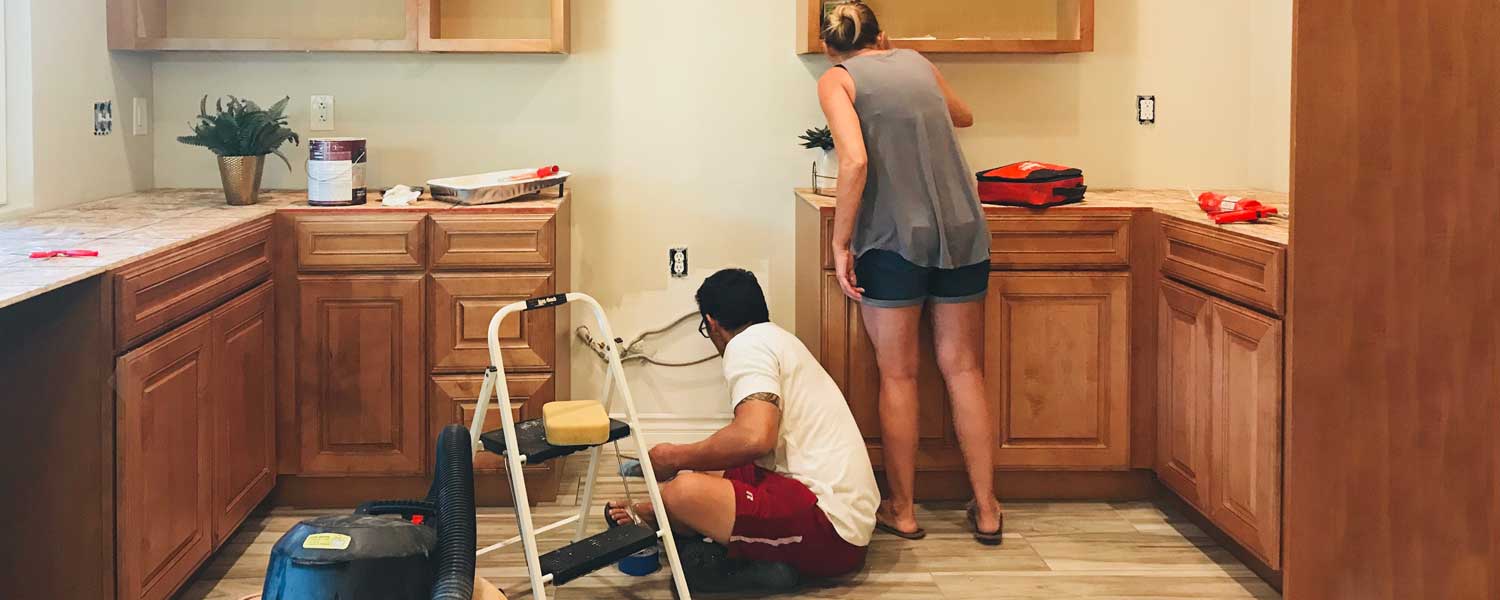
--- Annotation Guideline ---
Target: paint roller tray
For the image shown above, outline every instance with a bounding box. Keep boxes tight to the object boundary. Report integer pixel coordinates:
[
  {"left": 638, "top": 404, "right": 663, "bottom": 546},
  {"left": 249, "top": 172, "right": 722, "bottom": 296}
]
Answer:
[{"left": 428, "top": 169, "right": 571, "bottom": 205}]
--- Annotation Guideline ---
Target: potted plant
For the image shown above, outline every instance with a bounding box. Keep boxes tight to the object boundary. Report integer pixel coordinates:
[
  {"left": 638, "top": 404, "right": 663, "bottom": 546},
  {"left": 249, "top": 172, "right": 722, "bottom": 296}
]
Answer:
[
  {"left": 799, "top": 126, "right": 837, "bottom": 195},
  {"left": 178, "top": 96, "right": 300, "bottom": 206}
]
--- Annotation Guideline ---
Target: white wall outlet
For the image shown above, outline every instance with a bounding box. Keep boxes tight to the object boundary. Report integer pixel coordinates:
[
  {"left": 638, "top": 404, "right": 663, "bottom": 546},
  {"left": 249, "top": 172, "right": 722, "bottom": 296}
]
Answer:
[
  {"left": 132, "top": 98, "right": 149, "bottom": 136},
  {"left": 311, "top": 95, "right": 335, "bottom": 131},
  {"left": 93, "top": 101, "right": 113, "bottom": 136},
  {"left": 669, "top": 247, "right": 689, "bottom": 278},
  {"left": 1137, "top": 95, "right": 1157, "bottom": 125}
]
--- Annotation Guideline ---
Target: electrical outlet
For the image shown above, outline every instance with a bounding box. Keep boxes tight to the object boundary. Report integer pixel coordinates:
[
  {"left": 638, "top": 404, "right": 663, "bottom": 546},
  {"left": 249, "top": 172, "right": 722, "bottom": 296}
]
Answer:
[
  {"left": 93, "top": 101, "right": 113, "bottom": 136},
  {"left": 1137, "top": 95, "right": 1157, "bottom": 125},
  {"left": 669, "top": 247, "right": 689, "bottom": 278},
  {"left": 311, "top": 95, "right": 335, "bottom": 131},
  {"left": 132, "top": 98, "right": 149, "bottom": 136}
]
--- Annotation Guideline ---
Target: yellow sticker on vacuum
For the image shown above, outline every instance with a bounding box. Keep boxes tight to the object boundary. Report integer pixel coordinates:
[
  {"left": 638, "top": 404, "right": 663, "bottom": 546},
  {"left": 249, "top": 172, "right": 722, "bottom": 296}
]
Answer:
[{"left": 303, "top": 533, "right": 352, "bottom": 550}]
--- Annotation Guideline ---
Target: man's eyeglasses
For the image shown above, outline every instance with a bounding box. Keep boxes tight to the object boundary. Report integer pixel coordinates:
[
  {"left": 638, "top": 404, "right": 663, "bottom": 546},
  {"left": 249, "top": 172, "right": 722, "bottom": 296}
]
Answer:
[{"left": 699, "top": 315, "right": 711, "bottom": 339}]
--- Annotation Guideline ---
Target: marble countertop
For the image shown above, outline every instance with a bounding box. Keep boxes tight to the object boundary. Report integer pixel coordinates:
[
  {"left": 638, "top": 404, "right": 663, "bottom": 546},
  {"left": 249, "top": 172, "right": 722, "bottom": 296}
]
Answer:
[
  {"left": 0, "top": 188, "right": 568, "bottom": 311},
  {"left": 796, "top": 188, "right": 1291, "bottom": 246}
]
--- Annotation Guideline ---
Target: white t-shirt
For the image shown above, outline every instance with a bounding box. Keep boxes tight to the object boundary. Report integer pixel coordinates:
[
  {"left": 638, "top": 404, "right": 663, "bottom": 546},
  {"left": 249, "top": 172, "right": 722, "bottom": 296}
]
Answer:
[{"left": 723, "top": 322, "right": 879, "bottom": 547}]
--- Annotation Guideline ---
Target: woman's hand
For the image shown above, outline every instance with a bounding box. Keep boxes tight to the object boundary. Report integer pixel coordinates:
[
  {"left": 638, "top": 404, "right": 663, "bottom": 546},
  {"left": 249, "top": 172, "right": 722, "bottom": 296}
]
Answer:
[{"left": 833, "top": 246, "right": 865, "bottom": 301}]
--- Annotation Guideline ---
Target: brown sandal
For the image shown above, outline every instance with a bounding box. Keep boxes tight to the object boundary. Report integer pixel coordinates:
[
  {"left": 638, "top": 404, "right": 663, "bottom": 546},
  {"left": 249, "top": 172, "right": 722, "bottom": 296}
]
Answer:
[
  {"left": 874, "top": 518, "right": 927, "bottom": 540},
  {"left": 966, "top": 504, "right": 1004, "bottom": 546}
]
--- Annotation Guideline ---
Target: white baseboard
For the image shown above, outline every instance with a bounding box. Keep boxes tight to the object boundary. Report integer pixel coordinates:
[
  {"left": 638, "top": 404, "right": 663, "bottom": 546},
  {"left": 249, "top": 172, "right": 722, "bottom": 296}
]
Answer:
[{"left": 609, "top": 413, "right": 730, "bottom": 445}]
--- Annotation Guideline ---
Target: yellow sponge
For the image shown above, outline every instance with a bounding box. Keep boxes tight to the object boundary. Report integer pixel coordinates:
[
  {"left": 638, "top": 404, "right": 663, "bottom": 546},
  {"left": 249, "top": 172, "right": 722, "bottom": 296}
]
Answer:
[{"left": 542, "top": 401, "right": 610, "bottom": 446}]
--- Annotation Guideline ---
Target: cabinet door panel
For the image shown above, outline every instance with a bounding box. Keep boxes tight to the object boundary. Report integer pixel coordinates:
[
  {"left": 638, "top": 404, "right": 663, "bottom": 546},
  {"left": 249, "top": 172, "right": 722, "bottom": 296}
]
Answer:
[
  {"left": 297, "top": 275, "right": 426, "bottom": 475},
  {"left": 987, "top": 272, "right": 1130, "bottom": 468},
  {"left": 1209, "top": 300, "right": 1283, "bottom": 567},
  {"left": 211, "top": 282, "right": 277, "bottom": 545},
  {"left": 429, "top": 272, "right": 555, "bottom": 372},
  {"left": 820, "top": 273, "right": 960, "bottom": 468},
  {"left": 117, "top": 317, "right": 214, "bottom": 600},
  {"left": 428, "top": 373, "right": 555, "bottom": 475},
  {"left": 1157, "top": 279, "right": 1213, "bottom": 507}
]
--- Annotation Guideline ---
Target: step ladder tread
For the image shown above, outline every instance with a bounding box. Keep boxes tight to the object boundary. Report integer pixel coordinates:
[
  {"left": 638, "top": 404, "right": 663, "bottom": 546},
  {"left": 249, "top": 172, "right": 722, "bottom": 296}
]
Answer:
[
  {"left": 540, "top": 523, "right": 659, "bottom": 586},
  {"left": 480, "top": 418, "right": 631, "bottom": 464}
]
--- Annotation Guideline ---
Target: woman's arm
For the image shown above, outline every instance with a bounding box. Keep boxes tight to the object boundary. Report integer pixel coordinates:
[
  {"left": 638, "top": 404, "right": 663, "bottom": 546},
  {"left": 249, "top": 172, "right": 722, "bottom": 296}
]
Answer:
[
  {"left": 928, "top": 61, "right": 974, "bottom": 128},
  {"left": 818, "top": 67, "right": 868, "bottom": 300}
]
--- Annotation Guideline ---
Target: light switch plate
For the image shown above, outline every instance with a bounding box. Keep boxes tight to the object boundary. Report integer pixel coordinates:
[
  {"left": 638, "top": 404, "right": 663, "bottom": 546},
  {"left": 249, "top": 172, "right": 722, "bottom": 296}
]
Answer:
[
  {"left": 132, "top": 98, "right": 149, "bottom": 136},
  {"left": 311, "top": 95, "right": 335, "bottom": 131}
]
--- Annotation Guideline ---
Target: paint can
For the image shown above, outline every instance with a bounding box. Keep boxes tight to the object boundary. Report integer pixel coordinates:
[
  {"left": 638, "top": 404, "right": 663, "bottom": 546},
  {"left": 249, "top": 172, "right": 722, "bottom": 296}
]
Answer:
[{"left": 307, "top": 137, "right": 368, "bottom": 206}]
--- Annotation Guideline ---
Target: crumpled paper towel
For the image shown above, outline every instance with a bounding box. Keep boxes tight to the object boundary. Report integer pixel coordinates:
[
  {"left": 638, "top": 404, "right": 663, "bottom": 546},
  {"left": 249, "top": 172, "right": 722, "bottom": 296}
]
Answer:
[{"left": 382, "top": 185, "right": 421, "bottom": 207}]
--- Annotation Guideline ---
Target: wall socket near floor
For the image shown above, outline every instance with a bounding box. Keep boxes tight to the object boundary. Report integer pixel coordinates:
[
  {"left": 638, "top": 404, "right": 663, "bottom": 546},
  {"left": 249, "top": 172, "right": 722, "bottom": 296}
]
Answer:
[
  {"left": 93, "top": 101, "right": 113, "bottom": 136},
  {"left": 311, "top": 95, "right": 335, "bottom": 131},
  {"left": 132, "top": 98, "right": 149, "bottom": 136},
  {"left": 1137, "top": 95, "right": 1157, "bottom": 125},
  {"left": 669, "top": 247, "right": 689, "bottom": 278}
]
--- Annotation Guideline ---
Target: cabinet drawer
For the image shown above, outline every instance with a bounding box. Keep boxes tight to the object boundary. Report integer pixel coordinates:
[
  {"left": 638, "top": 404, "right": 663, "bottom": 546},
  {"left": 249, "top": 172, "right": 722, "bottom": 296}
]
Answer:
[
  {"left": 114, "top": 218, "right": 272, "bottom": 350},
  {"left": 294, "top": 214, "right": 426, "bottom": 272},
  {"left": 428, "top": 373, "right": 555, "bottom": 474},
  {"left": 430, "top": 213, "right": 556, "bottom": 270},
  {"left": 1160, "top": 218, "right": 1286, "bottom": 315},
  {"left": 429, "top": 272, "right": 556, "bottom": 372},
  {"left": 987, "top": 214, "right": 1132, "bottom": 270}
]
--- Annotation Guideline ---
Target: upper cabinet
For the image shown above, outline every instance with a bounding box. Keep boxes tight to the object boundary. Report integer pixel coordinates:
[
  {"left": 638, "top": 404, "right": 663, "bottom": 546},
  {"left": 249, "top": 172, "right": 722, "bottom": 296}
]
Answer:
[
  {"left": 797, "top": 0, "right": 1094, "bottom": 54},
  {"left": 108, "top": 0, "right": 570, "bottom": 53}
]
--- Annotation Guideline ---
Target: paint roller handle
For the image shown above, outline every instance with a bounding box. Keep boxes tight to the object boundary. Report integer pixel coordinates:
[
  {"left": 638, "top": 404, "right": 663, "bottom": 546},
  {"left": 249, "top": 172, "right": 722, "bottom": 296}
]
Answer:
[{"left": 505, "top": 165, "right": 561, "bottom": 182}]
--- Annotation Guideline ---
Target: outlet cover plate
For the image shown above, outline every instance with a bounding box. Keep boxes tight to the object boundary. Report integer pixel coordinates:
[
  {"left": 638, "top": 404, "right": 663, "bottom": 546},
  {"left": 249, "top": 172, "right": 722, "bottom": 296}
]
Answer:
[
  {"left": 94, "top": 101, "right": 113, "bottom": 136},
  {"left": 311, "top": 95, "right": 335, "bottom": 131},
  {"left": 669, "top": 247, "right": 689, "bottom": 278},
  {"left": 1137, "top": 95, "right": 1157, "bottom": 125}
]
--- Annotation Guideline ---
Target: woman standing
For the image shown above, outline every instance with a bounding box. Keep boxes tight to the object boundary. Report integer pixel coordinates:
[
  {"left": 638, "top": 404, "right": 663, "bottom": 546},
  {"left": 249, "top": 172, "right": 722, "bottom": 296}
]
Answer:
[{"left": 816, "top": 1, "right": 1002, "bottom": 544}]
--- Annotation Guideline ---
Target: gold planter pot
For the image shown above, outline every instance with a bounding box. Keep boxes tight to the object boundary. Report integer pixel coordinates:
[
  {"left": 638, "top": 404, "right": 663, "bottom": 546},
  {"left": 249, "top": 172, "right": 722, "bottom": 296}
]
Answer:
[{"left": 217, "top": 155, "right": 267, "bottom": 206}]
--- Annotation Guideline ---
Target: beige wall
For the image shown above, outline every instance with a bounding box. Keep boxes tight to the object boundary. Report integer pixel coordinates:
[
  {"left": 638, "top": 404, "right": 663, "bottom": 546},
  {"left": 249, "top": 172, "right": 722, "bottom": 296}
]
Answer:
[
  {"left": 150, "top": 0, "right": 1291, "bottom": 427},
  {"left": 1, "top": 0, "right": 154, "bottom": 219}
]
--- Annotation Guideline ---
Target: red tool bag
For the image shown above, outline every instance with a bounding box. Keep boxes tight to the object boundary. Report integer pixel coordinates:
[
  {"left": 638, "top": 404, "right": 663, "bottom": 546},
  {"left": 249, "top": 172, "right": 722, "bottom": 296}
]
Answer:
[{"left": 977, "top": 162, "right": 1087, "bottom": 207}]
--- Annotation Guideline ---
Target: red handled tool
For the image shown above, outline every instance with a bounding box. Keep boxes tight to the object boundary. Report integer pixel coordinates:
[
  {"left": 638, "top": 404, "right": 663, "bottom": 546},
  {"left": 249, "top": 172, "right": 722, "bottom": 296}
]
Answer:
[
  {"left": 505, "top": 166, "right": 561, "bottom": 182},
  {"left": 1197, "top": 192, "right": 1282, "bottom": 224},
  {"left": 29, "top": 249, "right": 99, "bottom": 259}
]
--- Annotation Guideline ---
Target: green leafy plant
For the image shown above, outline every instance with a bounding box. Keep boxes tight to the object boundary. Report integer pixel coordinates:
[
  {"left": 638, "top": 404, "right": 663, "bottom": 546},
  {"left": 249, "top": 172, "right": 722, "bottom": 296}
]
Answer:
[
  {"left": 798, "top": 126, "right": 835, "bottom": 151},
  {"left": 177, "top": 95, "right": 301, "bottom": 169}
]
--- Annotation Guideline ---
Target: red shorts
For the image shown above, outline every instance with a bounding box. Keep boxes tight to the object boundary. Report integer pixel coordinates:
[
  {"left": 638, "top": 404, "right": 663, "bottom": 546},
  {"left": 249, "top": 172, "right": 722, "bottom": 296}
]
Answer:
[{"left": 722, "top": 465, "right": 867, "bottom": 579}]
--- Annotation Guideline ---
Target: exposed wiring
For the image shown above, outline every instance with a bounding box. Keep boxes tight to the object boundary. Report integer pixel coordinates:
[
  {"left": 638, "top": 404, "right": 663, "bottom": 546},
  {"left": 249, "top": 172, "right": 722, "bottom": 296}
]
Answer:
[{"left": 575, "top": 312, "right": 719, "bottom": 368}]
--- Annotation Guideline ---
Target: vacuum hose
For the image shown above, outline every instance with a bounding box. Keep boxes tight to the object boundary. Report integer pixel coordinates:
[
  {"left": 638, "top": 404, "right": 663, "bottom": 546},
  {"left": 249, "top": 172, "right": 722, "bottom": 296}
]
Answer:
[
  {"left": 353, "top": 424, "right": 476, "bottom": 600},
  {"left": 430, "top": 424, "right": 477, "bottom": 600}
]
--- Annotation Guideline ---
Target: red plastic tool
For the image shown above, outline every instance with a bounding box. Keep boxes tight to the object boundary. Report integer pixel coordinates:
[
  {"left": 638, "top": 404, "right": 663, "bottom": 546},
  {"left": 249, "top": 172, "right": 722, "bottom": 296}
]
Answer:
[
  {"left": 505, "top": 165, "right": 561, "bottom": 182},
  {"left": 29, "top": 249, "right": 99, "bottom": 259},
  {"left": 1198, "top": 192, "right": 1281, "bottom": 224},
  {"left": 1211, "top": 206, "right": 1280, "bottom": 224}
]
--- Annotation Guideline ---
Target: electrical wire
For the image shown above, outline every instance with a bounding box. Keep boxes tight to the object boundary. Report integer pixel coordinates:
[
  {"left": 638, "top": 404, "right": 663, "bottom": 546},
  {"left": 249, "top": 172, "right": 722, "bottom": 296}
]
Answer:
[{"left": 575, "top": 312, "right": 719, "bottom": 369}]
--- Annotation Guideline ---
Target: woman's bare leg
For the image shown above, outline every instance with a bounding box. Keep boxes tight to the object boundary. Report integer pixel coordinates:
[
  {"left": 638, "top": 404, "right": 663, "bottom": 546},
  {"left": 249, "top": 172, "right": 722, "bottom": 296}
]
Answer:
[
  {"left": 931, "top": 299, "right": 1002, "bottom": 533},
  {"left": 860, "top": 303, "right": 925, "bottom": 534}
]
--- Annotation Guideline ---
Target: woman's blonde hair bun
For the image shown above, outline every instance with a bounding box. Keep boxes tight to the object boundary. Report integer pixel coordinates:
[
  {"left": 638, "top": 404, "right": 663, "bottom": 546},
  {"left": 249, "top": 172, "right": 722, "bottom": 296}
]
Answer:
[{"left": 823, "top": 1, "right": 882, "bottom": 53}]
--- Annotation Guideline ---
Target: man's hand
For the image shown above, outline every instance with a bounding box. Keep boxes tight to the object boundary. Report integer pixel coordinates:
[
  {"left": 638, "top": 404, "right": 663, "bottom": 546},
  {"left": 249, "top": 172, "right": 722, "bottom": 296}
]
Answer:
[{"left": 648, "top": 443, "right": 683, "bottom": 482}]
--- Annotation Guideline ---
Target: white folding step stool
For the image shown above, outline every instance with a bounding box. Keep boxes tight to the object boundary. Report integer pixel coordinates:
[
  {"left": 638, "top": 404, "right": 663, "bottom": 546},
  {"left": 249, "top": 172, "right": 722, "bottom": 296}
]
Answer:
[{"left": 466, "top": 292, "right": 692, "bottom": 600}]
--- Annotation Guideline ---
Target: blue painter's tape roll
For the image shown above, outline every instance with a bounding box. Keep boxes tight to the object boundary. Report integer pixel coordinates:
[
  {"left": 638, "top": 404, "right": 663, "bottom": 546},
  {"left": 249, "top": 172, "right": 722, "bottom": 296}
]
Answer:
[{"left": 617, "top": 546, "right": 660, "bottom": 576}]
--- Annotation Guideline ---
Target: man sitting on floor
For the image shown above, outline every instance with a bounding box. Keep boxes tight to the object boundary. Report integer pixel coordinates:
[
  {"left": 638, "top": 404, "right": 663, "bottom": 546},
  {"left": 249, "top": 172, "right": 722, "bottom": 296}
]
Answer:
[{"left": 607, "top": 268, "right": 879, "bottom": 594}]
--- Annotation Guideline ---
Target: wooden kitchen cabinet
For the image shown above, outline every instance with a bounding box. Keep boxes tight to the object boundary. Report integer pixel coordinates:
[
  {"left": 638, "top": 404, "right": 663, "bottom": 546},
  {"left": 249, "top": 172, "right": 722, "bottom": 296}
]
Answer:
[
  {"left": 1156, "top": 280, "right": 1213, "bottom": 507},
  {"left": 210, "top": 282, "right": 277, "bottom": 544},
  {"left": 429, "top": 272, "right": 557, "bottom": 372},
  {"left": 295, "top": 275, "right": 427, "bottom": 475},
  {"left": 986, "top": 272, "right": 1131, "bottom": 469},
  {"left": 1208, "top": 300, "right": 1282, "bottom": 567},
  {"left": 116, "top": 315, "right": 215, "bottom": 600}
]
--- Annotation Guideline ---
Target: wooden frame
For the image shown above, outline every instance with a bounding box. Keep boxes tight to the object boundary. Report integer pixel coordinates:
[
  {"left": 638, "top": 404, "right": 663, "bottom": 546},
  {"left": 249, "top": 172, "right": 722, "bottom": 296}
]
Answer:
[
  {"left": 108, "top": 0, "right": 569, "bottom": 54},
  {"left": 797, "top": 0, "right": 1094, "bottom": 55}
]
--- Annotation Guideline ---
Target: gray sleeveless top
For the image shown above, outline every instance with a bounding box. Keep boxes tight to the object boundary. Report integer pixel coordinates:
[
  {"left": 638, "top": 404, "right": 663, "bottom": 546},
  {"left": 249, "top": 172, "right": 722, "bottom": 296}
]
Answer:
[{"left": 839, "top": 49, "right": 989, "bottom": 269}]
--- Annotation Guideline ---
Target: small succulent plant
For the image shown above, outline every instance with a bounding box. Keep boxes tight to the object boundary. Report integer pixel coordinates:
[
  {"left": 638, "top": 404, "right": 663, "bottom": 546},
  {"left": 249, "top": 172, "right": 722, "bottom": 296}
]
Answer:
[
  {"left": 178, "top": 95, "right": 301, "bottom": 169},
  {"left": 798, "top": 126, "right": 835, "bottom": 151}
]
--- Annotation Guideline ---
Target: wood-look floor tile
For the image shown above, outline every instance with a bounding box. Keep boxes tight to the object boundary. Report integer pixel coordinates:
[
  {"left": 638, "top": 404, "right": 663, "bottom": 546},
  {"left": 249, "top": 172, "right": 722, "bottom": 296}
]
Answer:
[
  {"left": 1026, "top": 531, "right": 1251, "bottom": 574},
  {"left": 932, "top": 571, "right": 1280, "bottom": 599}
]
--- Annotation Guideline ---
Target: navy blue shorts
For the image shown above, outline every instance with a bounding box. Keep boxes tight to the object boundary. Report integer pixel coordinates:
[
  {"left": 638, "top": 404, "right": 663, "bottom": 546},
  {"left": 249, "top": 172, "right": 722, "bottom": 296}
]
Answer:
[{"left": 854, "top": 249, "right": 990, "bottom": 308}]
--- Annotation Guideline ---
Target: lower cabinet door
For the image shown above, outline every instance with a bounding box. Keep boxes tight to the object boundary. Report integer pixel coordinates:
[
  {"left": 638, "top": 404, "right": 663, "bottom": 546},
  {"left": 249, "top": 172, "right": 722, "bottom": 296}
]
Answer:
[
  {"left": 1208, "top": 299, "right": 1283, "bottom": 568},
  {"left": 296, "top": 275, "right": 427, "bottom": 475},
  {"left": 428, "top": 373, "right": 557, "bottom": 474},
  {"left": 211, "top": 282, "right": 277, "bottom": 545},
  {"left": 117, "top": 316, "right": 215, "bottom": 600},
  {"left": 820, "top": 273, "right": 962, "bottom": 470},
  {"left": 986, "top": 272, "right": 1131, "bottom": 468},
  {"left": 1157, "top": 279, "right": 1213, "bottom": 508}
]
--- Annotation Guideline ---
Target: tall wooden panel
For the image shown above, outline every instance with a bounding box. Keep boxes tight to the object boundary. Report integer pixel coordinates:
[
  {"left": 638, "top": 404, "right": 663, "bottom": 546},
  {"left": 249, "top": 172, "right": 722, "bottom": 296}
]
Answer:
[
  {"left": 117, "top": 317, "right": 214, "bottom": 600},
  {"left": 210, "top": 282, "right": 277, "bottom": 545},
  {"left": 1209, "top": 301, "right": 1282, "bottom": 568},
  {"left": 1156, "top": 279, "right": 1212, "bottom": 508},
  {"left": 1287, "top": 1, "right": 1500, "bottom": 597},
  {"left": 986, "top": 272, "right": 1130, "bottom": 468},
  {"left": 297, "top": 275, "right": 426, "bottom": 475}
]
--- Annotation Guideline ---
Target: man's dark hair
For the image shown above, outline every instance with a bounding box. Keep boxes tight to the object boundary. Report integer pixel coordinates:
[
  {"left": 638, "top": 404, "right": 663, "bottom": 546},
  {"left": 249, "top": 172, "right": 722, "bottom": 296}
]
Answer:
[{"left": 696, "top": 269, "right": 771, "bottom": 331}]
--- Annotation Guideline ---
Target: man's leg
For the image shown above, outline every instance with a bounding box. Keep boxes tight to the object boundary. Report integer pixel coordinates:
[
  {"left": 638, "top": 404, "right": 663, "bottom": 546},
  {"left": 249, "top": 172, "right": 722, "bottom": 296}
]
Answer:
[{"left": 607, "top": 472, "right": 737, "bottom": 542}]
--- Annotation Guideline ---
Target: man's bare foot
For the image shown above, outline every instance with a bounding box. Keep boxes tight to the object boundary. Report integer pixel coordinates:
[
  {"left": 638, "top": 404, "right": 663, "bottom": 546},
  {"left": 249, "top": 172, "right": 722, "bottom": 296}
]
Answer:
[
  {"left": 606, "top": 500, "right": 656, "bottom": 528},
  {"left": 875, "top": 500, "right": 922, "bottom": 536}
]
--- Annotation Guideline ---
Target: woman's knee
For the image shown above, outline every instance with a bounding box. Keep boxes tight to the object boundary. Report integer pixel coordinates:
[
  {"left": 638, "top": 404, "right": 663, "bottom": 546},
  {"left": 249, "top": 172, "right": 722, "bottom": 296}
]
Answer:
[{"left": 935, "top": 346, "right": 982, "bottom": 380}]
